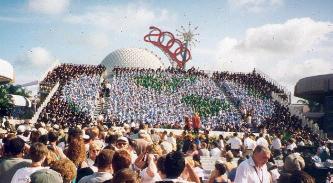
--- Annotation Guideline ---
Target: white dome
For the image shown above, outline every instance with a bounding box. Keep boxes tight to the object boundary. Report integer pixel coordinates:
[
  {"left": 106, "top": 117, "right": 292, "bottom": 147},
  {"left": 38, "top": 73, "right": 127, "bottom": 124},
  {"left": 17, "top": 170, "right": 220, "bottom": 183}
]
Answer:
[
  {"left": 0, "top": 59, "right": 14, "bottom": 84},
  {"left": 101, "top": 48, "right": 164, "bottom": 76}
]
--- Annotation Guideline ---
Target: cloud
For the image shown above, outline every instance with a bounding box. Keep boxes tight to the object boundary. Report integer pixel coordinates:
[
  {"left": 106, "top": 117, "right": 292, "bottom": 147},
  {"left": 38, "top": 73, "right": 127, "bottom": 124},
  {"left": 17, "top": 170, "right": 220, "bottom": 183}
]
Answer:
[
  {"left": 0, "top": 16, "right": 29, "bottom": 23},
  {"left": 228, "top": 0, "right": 283, "bottom": 12},
  {"left": 84, "top": 33, "right": 110, "bottom": 50},
  {"left": 214, "top": 18, "right": 333, "bottom": 95},
  {"left": 63, "top": 3, "right": 175, "bottom": 35},
  {"left": 28, "top": 0, "right": 70, "bottom": 15},
  {"left": 22, "top": 47, "right": 56, "bottom": 66}
]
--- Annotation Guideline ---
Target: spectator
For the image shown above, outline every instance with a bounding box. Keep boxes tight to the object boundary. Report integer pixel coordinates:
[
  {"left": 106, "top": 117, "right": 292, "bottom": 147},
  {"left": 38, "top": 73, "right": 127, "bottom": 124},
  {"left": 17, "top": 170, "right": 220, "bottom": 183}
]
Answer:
[
  {"left": 110, "top": 168, "right": 140, "bottom": 183},
  {"left": 79, "top": 149, "right": 114, "bottom": 183},
  {"left": 11, "top": 142, "right": 49, "bottom": 183},
  {"left": 86, "top": 142, "right": 102, "bottom": 172},
  {"left": 0, "top": 137, "right": 31, "bottom": 183},
  {"left": 234, "top": 145, "right": 271, "bottom": 183},
  {"left": 50, "top": 159, "right": 77, "bottom": 183},
  {"left": 208, "top": 160, "right": 230, "bottom": 183},
  {"left": 30, "top": 169, "right": 63, "bottom": 183},
  {"left": 160, "top": 151, "right": 199, "bottom": 183},
  {"left": 66, "top": 137, "right": 88, "bottom": 169},
  {"left": 112, "top": 150, "right": 132, "bottom": 173},
  {"left": 227, "top": 132, "right": 242, "bottom": 157}
]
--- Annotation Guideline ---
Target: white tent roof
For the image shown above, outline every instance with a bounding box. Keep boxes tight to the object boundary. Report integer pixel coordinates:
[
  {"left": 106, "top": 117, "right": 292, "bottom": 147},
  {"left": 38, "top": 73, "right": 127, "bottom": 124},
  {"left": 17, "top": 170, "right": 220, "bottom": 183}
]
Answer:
[
  {"left": 0, "top": 59, "right": 14, "bottom": 83},
  {"left": 9, "top": 94, "right": 31, "bottom": 107}
]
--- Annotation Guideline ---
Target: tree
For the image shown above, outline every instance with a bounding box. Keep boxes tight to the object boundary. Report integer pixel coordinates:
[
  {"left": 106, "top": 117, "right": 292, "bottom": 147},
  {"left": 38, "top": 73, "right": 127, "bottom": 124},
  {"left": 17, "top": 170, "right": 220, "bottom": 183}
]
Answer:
[{"left": 0, "top": 85, "right": 13, "bottom": 116}]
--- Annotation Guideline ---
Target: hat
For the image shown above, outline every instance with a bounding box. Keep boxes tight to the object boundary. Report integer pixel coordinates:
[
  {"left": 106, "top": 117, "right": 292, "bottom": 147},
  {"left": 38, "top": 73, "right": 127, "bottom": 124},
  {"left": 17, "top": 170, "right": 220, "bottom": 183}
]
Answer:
[
  {"left": 17, "top": 125, "right": 26, "bottom": 133},
  {"left": 117, "top": 136, "right": 129, "bottom": 143},
  {"left": 30, "top": 169, "right": 63, "bottom": 183},
  {"left": 284, "top": 153, "right": 305, "bottom": 172}
]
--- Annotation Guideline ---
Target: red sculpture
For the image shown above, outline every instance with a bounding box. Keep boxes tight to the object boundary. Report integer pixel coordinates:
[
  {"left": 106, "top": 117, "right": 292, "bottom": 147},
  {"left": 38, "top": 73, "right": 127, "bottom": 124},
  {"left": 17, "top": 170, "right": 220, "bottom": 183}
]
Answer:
[{"left": 144, "top": 26, "right": 191, "bottom": 69}]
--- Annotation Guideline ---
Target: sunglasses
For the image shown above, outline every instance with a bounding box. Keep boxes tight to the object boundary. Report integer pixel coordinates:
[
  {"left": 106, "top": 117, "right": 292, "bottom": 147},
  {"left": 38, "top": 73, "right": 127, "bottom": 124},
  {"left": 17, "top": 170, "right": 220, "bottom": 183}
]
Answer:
[{"left": 117, "top": 142, "right": 128, "bottom": 146}]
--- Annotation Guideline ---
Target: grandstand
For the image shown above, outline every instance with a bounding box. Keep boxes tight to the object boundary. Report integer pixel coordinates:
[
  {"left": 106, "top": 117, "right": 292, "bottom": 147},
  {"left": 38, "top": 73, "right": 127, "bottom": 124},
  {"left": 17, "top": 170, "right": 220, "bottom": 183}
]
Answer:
[
  {"left": 32, "top": 58, "right": 323, "bottom": 145},
  {"left": 6, "top": 48, "right": 329, "bottom": 183}
]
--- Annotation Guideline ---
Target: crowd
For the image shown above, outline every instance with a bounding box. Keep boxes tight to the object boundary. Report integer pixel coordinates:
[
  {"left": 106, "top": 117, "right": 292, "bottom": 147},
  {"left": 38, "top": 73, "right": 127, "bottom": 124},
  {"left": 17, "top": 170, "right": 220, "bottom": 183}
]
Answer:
[
  {"left": 0, "top": 64, "right": 330, "bottom": 182},
  {"left": 62, "top": 75, "right": 101, "bottom": 117},
  {"left": 37, "top": 64, "right": 105, "bottom": 127},
  {"left": 212, "top": 71, "right": 287, "bottom": 99},
  {"left": 103, "top": 67, "right": 241, "bottom": 130},
  {"left": 0, "top": 120, "right": 331, "bottom": 183},
  {"left": 220, "top": 80, "right": 275, "bottom": 126}
]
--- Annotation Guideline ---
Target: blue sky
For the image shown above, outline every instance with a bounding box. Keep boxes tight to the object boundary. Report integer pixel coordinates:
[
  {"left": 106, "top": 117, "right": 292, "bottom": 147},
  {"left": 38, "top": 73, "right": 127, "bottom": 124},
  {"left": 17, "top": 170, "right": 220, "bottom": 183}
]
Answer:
[{"left": 0, "top": 0, "right": 333, "bottom": 98}]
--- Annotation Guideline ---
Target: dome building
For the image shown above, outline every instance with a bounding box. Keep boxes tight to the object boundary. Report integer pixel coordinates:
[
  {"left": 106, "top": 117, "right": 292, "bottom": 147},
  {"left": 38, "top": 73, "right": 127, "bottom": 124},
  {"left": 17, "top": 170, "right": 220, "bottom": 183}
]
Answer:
[
  {"left": 101, "top": 48, "right": 165, "bottom": 77},
  {"left": 0, "top": 59, "right": 14, "bottom": 84}
]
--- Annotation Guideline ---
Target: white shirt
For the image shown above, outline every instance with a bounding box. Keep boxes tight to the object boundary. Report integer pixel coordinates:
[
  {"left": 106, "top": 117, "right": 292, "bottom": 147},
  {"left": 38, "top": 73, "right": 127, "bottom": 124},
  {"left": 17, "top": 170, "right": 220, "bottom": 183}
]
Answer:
[
  {"left": 256, "top": 137, "right": 268, "bottom": 148},
  {"left": 11, "top": 167, "right": 49, "bottom": 183},
  {"left": 271, "top": 138, "right": 281, "bottom": 150},
  {"left": 244, "top": 137, "right": 256, "bottom": 150},
  {"left": 234, "top": 157, "right": 271, "bottom": 183},
  {"left": 227, "top": 137, "right": 242, "bottom": 150},
  {"left": 140, "top": 167, "right": 162, "bottom": 183},
  {"left": 210, "top": 147, "right": 222, "bottom": 157},
  {"left": 78, "top": 172, "right": 113, "bottom": 183},
  {"left": 286, "top": 143, "right": 297, "bottom": 151}
]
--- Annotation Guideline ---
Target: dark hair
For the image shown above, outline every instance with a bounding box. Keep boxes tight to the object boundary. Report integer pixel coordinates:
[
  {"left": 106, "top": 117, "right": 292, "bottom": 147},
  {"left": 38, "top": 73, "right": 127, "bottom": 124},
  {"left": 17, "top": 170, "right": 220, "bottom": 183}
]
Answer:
[
  {"left": 6, "top": 137, "right": 25, "bottom": 156},
  {"left": 38, "top": 134, "right": 48, "bottom": 145},
  {"left": 156, "top": 155, "right": 166, "bottom": 174},
  {"left": 112, "top": 150, "right": 132, "bottom": 173},
  {"left": 105, "top": 134, "right": 119, "bottom": 145},
  {"left": 289, "top": 171, "right": 315, "bottom": 183},
  {"left": 111, "top": 168, "right": 139, "bottom": 183},
  {"left": 30, "top": 142, "right": 48, "bottom": 162},
  {"left": 215, "top": 163, "right": 227, "bottom": 175},
  {"left": 95, "top": 149, "right": 114, "bottom": 169},
  {"left": 164, "top": 151, "right": 185, "bottom": 178},
  {"left": 48, "top": 131, "right": 59, "bottom": 143},
  {"left": 76, "top": 167, "right": 94, "bottom": 183}
]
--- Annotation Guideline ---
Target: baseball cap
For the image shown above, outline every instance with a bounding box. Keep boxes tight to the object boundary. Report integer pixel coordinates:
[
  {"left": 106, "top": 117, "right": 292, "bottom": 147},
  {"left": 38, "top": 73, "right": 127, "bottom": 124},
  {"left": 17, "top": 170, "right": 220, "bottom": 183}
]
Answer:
[
  {"left": 30, "top": 169, "right": 63, "bottom": 183},
  {"left": 117, "top": 136, "right": 129, "bottom": 143},
  {"left": 17, "top": 125, "right": 26, "bottom": 133}
]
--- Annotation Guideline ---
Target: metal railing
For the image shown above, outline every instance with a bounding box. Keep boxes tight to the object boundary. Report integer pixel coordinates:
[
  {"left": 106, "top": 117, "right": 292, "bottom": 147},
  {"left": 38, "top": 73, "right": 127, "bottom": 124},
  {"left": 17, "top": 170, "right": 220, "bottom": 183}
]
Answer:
[{"left": 30, "top": 82, "right": 59, "bottom": 123}]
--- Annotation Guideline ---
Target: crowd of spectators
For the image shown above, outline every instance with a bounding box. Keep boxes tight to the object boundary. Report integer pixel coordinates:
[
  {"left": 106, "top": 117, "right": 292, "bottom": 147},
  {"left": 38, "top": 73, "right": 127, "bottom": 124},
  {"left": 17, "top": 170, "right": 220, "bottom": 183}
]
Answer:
[
  {"left": 62, "top": 75, "right": 101, "bottom": 117},
  {"left": 0, "top": 120, "right": 331, "bottom": 183},
  {"left": 37, "top": 64, "right": 105, "bottom": 127},
  {"left": 0, "top": 64, "right": 330, "bottom": 182},
  {"left": 103, "top": 67, "right": 241, "bottom": 130}
]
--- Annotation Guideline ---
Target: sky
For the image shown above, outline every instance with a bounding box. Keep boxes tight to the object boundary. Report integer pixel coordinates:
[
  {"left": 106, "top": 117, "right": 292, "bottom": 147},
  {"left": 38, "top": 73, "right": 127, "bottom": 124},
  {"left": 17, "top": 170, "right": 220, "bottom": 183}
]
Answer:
[{"left": 0, "top": 0, "right": 333, "bottom": 100}]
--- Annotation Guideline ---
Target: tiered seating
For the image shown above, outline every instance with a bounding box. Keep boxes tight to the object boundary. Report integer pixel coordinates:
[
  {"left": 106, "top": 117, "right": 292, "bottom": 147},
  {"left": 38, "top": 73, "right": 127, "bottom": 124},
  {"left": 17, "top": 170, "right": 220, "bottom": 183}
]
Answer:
[
  {"left": 36, "top": 64, "right": 105, "bottom": 127},
  {"left": 105, "top": 67, "right": 241, "bottom": 129}
]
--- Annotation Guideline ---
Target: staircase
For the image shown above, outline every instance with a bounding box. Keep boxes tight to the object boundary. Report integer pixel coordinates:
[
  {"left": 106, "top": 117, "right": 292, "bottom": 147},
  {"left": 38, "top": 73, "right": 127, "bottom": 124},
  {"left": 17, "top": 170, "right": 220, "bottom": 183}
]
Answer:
[
  {"left": 93, "top": 101, "right": 103, "bottom": 120},
  {"left": 215, "top": 81, "right": 242, "bottom": 118},
  {"left": 31, "top": 82, "right": 59, "bottom": 123}
]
